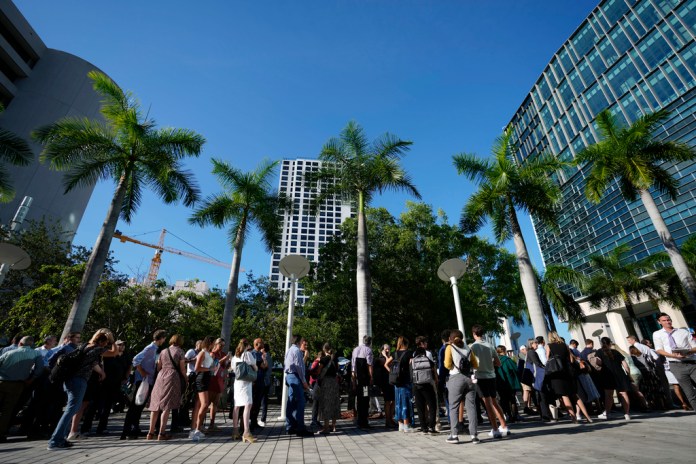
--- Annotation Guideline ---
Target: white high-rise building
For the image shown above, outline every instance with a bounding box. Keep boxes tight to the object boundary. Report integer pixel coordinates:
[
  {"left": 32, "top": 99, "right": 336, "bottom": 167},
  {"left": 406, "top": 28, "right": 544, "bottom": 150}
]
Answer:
[{"left": 269, "top": 158, "right": 354, "bottom": 303}]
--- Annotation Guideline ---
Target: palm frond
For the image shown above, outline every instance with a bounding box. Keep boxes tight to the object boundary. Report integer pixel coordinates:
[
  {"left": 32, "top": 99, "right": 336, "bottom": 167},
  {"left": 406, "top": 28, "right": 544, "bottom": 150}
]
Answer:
[
  {"left": 0, "top": 128, "right": 33, "bottom": 165},
  {"left": 188, "top": 193, "right": 240, "bottom": 227},
  {"left": 453, "top": 153, "right": 490, "bottom": 184}
]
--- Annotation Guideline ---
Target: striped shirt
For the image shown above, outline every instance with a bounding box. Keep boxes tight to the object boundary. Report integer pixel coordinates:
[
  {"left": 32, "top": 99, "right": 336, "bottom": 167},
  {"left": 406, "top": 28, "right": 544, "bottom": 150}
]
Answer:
[{"left": 0, "top": 346, "right": 44, "bottom": 381}]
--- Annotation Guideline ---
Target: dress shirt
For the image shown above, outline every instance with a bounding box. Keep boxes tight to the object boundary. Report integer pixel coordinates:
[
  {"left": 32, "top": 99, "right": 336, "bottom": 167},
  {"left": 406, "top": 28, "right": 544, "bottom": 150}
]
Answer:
[
  {"left": 351, "top": 344, "right": 373, "bottom": 373},
  {"left": 632, "top": 341, "right": 660, "bottom": 361},
  {"left": 284, "top": 344, "right": 306, "bottom": 380},
  {"left": 0, "top": 344, "right": 18, "bottom": 355},
  {"left": 133, "top": 342, "right": 158, "bottom": 384},
  {"left": 653, "top": 327, "right": 696, "bottom": 363},
  {"left": 536, "top": 345, "right": 548, "bottom": 364},
  {"left": 0, "top": 346, "right": 44, "bottom": 381}
]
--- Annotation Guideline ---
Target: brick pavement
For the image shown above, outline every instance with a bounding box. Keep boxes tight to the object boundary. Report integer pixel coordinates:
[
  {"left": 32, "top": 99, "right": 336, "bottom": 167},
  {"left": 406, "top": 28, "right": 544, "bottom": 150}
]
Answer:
[{"left": 0, "top": 406, "right": 694, "bottom": 464}]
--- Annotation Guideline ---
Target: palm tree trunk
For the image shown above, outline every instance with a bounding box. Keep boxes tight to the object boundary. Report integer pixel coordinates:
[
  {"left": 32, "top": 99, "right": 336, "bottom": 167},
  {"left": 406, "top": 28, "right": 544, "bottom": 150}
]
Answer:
[
  {"left": 639, "top": 189, "right": 696, "bottom": 310},
  {"left": 60, "top": 174, "right": 128, "bottom": 340},
  {"left": 623, "top": 296, "right": 644, "bottom": 340},
  {"left": 356, "top": 191, "right": 372, "bottom": 344},
  {"left": 510, "top": 207, "right": 548, "bottom": 340},
  {"left": 221, "top": 219, "right": 245, "bottom": 347}
]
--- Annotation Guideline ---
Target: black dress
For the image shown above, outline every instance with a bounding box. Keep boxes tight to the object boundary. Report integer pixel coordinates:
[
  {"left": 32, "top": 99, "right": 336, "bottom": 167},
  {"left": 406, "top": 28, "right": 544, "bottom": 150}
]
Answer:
[
  {"left": 596, "top": 349, "right": 631, "bottom": 392},
  {"left": 546, "top": 342, "right": 576, "bottom": 397}
]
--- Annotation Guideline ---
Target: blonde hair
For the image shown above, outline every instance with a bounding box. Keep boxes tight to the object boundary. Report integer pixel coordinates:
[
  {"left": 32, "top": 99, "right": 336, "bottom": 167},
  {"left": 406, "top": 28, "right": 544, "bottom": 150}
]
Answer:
[
  {"left": 235, "top": 338, "right": 249, "bottom": 357},
  {"left": 89, "top": 328, "right": 114, "bottom": 345},
  {"left": 548, "top": 331, "right": 563, "bottom": 344}
]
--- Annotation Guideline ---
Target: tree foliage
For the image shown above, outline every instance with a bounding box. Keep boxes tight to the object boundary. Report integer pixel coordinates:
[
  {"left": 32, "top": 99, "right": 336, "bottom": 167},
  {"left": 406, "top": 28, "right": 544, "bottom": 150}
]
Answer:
[{"left": 303, "top": 202, "right": 524, "bottom": 350}]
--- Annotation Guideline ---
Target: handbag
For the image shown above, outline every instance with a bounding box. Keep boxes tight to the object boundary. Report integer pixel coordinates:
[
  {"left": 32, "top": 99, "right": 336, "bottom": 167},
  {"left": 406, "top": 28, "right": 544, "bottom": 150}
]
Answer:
[
  {"left": 135, "top": 377, "right": 150, "bottom": 406},
  {"left": 545, "top": 355, "right": 564, "bottom": 375},
  {"left": 234, "top": 358, "right": 257, "bottom": 382}
]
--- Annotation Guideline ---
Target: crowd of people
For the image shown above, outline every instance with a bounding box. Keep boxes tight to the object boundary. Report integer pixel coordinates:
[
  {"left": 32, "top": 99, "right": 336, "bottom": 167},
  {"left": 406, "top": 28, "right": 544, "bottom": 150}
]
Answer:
[{"left": 0, "top": 310, "right": 694, "bottom": 451}]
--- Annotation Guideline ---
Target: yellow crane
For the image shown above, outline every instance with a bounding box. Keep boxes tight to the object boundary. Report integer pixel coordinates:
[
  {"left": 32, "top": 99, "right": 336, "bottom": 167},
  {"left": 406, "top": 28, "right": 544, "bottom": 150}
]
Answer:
[{"left": 113, "top": 229, "right": 233, "bottom": 285}]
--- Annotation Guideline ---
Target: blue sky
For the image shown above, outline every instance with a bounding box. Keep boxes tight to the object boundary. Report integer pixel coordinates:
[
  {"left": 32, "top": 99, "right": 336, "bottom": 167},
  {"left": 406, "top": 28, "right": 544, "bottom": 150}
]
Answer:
[{"left": 16, "top": 1, "right": 598, "bottom": 300}]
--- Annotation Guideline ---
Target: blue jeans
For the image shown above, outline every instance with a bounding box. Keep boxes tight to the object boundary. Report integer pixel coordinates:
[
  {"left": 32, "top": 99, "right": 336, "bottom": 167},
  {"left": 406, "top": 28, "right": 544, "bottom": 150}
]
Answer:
[
  {"left": 394, "top": 384, "right": 414, "bottom": 423},
  {"left": 49, "top": 377, "right": 87, "bottom": 447},
  {"left": 285, "top": 374, "right": 306, "bottom": 432}
]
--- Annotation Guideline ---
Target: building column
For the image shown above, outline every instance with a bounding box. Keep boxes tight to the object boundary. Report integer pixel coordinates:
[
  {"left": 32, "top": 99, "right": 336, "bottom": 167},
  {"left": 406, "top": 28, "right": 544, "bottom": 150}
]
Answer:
[
  {"left": 605, "top": 311, "right": 631, "bottom": 352},
  {"left": 657, "top": 301, "right": 689, "bottom": 329}
]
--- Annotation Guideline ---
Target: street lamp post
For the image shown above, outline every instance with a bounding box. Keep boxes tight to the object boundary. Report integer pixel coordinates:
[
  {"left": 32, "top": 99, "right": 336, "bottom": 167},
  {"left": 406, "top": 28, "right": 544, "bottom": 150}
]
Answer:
[
  {"left": 277, "top": 254, "right": 310, "bottom": 422},
  {"left": 437, "top": 258, "right": 468, "bottom": 335}
]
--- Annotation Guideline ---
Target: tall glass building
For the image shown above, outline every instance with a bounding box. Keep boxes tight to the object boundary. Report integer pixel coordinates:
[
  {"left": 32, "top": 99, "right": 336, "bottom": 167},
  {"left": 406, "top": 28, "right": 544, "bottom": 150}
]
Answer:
[
  {"left": 507, "top": 0, "right": 696, "bottom": 335},
  {"left": 269, "top": 158, "right": 355, "bottom": 303}
]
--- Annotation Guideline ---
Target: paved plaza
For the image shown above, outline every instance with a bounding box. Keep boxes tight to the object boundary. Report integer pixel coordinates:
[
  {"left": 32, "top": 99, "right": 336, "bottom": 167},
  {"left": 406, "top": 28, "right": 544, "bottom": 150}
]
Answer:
[{"left": 0, "top": 405, "right": 693, "bottom": 464}]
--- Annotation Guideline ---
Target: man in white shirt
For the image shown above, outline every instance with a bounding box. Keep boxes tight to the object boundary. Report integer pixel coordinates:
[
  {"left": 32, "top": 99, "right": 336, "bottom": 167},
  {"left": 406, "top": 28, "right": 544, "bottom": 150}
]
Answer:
[
  {"left": 535, "top": 336, "right": 548, "bottom": 364},
  {"left": 653, "top": 312, "right": 696, "bottom": 411},
  {"left": 626, "top": 335, "right": 659, "bottom": 361},
  {"left": 35, "top": 336, "right": 57, "bottom": 365}
]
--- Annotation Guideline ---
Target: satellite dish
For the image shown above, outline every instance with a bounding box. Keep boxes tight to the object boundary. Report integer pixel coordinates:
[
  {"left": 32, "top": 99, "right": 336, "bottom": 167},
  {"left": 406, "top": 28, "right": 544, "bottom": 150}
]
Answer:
[
  {"left": 591, "top": 329, "right": 604, "bottom": 337},
  {"left": 437, "top": 258, "right": 467, "bottom": 282},
  {"left": 0, "top": 243, "right": 31, "bottom": 270},
  {"left": 279, "top": 254, "right": 310, "bottom": 279},
  {"left": 510, "top": 332, "right": 521, "bottom": 341}
]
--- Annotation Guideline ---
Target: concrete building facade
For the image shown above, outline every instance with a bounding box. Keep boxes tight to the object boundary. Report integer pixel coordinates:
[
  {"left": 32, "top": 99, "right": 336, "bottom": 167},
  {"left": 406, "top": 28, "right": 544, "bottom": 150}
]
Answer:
[
  {"left": 0, "top": 0, "right": 108, "bottom": 238},
  {"left": 269, "top": 158, "right": 354, "bottom": 303},
  {"left": 507, "top": 0, "right": 696, "bottom": 350}
]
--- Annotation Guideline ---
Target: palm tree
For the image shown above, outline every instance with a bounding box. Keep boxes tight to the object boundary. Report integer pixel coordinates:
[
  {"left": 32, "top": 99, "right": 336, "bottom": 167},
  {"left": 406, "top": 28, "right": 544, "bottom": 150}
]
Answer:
[
  {"left": 581, "top": 243, "right": 666, "bottom": 340},
  {"left": 454, "top": 128, "right": 565, "bottom": 339},
  {"left": 575, "top": 109, "right": 696, "bottom": 312},
  {"left": 33, "top": 71, "right": 204, "bottom": 340},
  {"left": 538, "top": 267, "right": 586, "bottom": 331},
  {"left": 189, "top": 158, "right": 286, "bottom": 345},
  {"left": 309, "top": 121, "right": 420, "bottom": 343},
  {"left": 0, "top": 104, "right": 33, "bottom": 203}
]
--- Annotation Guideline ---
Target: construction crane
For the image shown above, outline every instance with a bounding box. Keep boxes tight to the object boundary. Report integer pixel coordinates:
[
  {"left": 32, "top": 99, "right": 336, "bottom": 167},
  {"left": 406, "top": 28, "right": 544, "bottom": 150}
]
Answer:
[{"left": 113, "top": 228, "right": 234, "bottom": 285}]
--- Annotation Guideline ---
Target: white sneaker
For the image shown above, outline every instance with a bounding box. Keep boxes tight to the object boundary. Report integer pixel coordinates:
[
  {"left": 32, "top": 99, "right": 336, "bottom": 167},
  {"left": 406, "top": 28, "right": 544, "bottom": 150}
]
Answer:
[
  {"left": 403, "top": 425, "right": 416, "bottom": 433},
  {"left": 67, "top": 432, "right": 80, "bottom": 441},
  {"left": 498, "top": 426, "right": 510, "bottom": 437},
  {"left": 597, "top": 412, "right": 609, "bottom": 420},
  {"left": 435, "top": 422, "right": 441, "bottom": 432},
  {"left": 398, "top": 422, "right": 404, "bottom": 432},
  {"left": 194, "top": 429, "right": 205, "bottom": 439},
  {"left": 624, "top": 414, "right": 631, "bottom": 421},
  {"left": 488, "top": 429, "right": 502, "bottom": 439},
  {"left": 258, "top": 421, "right": 266, "bottom": 427},
  {"left": 188, "top": 430, "right": 196, "bottom": 439}
]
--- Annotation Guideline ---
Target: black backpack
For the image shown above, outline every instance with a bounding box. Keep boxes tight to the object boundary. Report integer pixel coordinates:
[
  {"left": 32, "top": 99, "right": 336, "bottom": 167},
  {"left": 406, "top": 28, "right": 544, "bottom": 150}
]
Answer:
[
  {"left": 389, "top": 352, "right": 406, "bottom": 385},
  {"left": 411, "top": 354, "right": 434, "bottom": 385},
  {"left": 355, "top": 357, "right": 370, "bottom": 386},
  {"left": 451, "top": 345, "right": 472, "bottom": 376},
  {"left": 49, "top": 344, "right": 87, "bottom": 384}
]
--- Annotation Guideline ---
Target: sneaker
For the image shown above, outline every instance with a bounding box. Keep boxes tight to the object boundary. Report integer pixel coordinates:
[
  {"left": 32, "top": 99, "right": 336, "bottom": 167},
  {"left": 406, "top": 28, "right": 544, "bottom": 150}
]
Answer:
[
  {"left": 597, "top": 412, "right": 609, "bottom": 420},
  {"left": 193, "top": 430, "right": 205, "bottom": 440},
  {"left": 398, "top": 422, "right": 404, "bottom": 432},
  {"left": 403, "top": 425, "right": 416, "bottom": 433},
  {"left": 446, "top": 435, "right": 459, "bottom": 444},
  {"left": 188, "top": 430, "right": 196, "bottom": 439},
  {"left": 434, "top": 422, "right": 441, "bottom": 432},
  {"left": 67, "top": 432, "right": 81, "bottom": 441},
  {"left": 258, "top": 421, "right": 266, "bottom": 427},
  {"left": 471, "top": 435, "right": 480, "bottom": 444},
  {"left": 624, "top": 414, "right": 631, "bottom": 421},
  {"left": 498, "top": 426, "right": 510, "bottom": 437},
  {"left": 488, "top": 429, "right": 502, "bottom": 439}
]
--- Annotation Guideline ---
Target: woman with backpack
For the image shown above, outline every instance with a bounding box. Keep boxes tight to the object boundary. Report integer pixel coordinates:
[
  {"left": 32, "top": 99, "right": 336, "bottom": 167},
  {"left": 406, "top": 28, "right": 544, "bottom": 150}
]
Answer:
[
  {"left": 411, "top": 338, "right": 438, "bottom": 434},
  {"left": 443, "top": 329, "right": 479, "bottom": 444},
  {"left": 316, "top": 343, "right": 340, "bottom": 434},
  {"left": 48, "top": 329, "right": 116, "bottom": 451},
  {"left": 230, "top": 338, "right": 257, "bottom": 443},
  {"left": 385, "top": 336, "right": 415, "bottom": 432}
]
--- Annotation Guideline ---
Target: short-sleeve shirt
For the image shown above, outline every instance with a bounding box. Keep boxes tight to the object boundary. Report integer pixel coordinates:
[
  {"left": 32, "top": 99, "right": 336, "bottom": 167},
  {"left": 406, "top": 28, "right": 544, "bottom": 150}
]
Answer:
[{"left": 471, "top": 340, "right": 496, "bottom": 379}]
